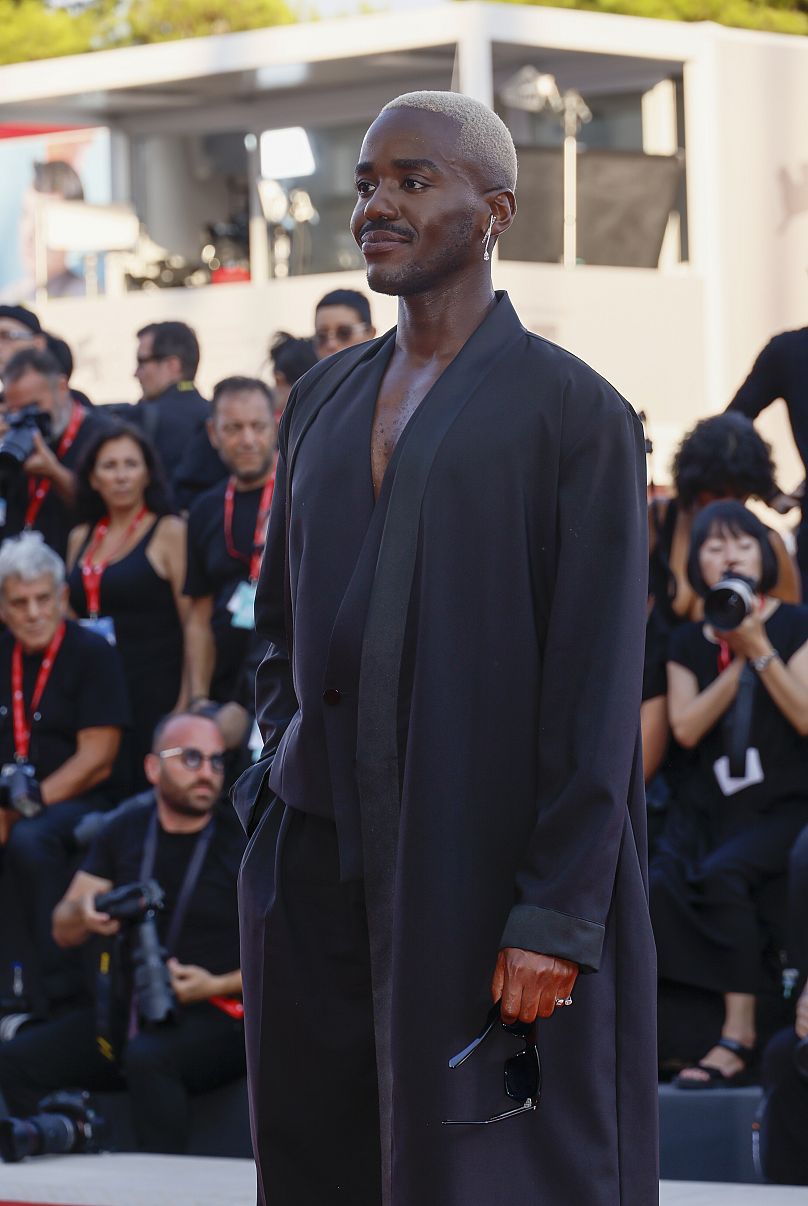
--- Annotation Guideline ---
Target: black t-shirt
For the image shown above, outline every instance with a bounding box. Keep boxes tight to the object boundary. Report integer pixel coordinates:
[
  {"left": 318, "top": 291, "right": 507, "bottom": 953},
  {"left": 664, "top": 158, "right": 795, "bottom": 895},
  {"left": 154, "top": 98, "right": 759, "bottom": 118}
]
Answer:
[
  {"left": 668, "top": 603, "right": 808, "bottom": 809},
  {"left": 1, "top": 410, "right": 112, "bottom": 560},
  {"left": 82, "top": 798, "right": 245, "bottom": 974},
  {"left": 185, "top": 478, "right": 265, "bottom": 701},
  {"left": 0, "top": 620, "right": 130, "bottom": 786}
]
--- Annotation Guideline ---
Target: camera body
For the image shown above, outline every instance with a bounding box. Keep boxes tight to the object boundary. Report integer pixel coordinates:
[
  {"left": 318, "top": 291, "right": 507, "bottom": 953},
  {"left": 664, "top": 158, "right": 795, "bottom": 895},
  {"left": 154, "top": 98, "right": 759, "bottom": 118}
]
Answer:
[
  {"left": 95, "top": 879, "right": 177, "bottom": 1027},
  {"left": 0, "top": 1090, "right": 104, "bottom": 1163},
  {"left": 0, "top": 762, "right": 42, "bottom": 819},
  {"left": 704, "top": 573, "right": 757, "bottom": 632},
  {"left": 0, "top": 405, "right": 52, "bottom": 476}
]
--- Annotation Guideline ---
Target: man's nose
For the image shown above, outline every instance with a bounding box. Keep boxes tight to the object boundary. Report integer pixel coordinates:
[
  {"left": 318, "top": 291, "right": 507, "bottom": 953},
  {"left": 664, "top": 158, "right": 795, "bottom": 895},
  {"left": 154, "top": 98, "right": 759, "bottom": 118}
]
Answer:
[{"left": 362, "top": 182, "right": 398, "bottom": 222}]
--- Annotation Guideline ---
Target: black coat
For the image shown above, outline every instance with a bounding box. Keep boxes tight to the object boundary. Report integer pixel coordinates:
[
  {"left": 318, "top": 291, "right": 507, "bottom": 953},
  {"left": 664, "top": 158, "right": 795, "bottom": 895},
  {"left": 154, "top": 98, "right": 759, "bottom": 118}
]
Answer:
[{"left": 242, "top": 293, "right": 658, "bottom": 1205}]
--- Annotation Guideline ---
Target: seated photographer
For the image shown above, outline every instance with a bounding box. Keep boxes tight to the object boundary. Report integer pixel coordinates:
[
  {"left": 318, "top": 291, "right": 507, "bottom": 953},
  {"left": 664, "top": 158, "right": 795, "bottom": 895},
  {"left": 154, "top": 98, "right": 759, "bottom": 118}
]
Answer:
[
  {"left": 0, "top": 349, "right": 111, "bottom": 560},
  {"left": 651, "top": 500, "right": 808, "bottom": 1088},
  {"left": 0, "top": 533, "right": 129, "bottom": 1010},
  {"left": 0, "top": 711, "right": 246, "bottom": 1155},
  {"left": 756, "top": 822, "right": 808, "bottom": 1185}
]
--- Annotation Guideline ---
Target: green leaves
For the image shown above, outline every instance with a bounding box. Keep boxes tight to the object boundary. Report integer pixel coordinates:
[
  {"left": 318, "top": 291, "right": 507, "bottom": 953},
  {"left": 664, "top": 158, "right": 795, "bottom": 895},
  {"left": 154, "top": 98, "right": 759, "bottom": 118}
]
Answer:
[{"left": 491, "top": 0, "right": 808, "bottom": 35}]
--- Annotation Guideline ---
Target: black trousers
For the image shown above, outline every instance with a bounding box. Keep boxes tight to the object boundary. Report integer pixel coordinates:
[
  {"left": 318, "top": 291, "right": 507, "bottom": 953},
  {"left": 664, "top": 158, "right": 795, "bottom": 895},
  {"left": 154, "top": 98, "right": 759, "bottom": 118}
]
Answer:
[
  {"left": 759, "top": 1027, "right": 808, "bottom": 1184},
  {"left": 0, "top": 1002, "right": 246, "bottom": 1153},
  {"left": 787, "top": 822, "right": 808, "bottom": 980},
  {"left": 238, "top": 804, "right": 381, "bottom": 1206}
]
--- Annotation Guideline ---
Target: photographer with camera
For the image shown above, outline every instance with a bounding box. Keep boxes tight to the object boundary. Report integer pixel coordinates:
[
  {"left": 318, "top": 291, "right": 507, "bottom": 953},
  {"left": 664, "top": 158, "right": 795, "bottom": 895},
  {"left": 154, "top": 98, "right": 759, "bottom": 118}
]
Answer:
[
  {"left": 651, "top": 500, "right": 808, "bottom": 1088},
  {"left": 0, "top": 533, "right": 129, "bottom": 1011},
  {"left": 0, "top": 711, "right": 246, "bottom": 1156},
  {"left": 0, "top": 349, "right": 110, "bottom": 560}
]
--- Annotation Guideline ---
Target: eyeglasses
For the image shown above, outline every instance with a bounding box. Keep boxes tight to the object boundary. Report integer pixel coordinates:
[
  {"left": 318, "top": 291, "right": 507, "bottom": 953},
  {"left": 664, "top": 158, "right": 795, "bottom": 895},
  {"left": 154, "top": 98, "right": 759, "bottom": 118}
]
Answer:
[
  {"left": 442, "top": 1000, "right": 541, "bottom": 1126},
  {"left": 158, "top": 747, "right": 226, "bottom": 774},
  {"left": 135, "top": 354, "right": 166, "bottom": 367},
  {"left": 314, "top": 324, "right": 368, "bottom": 347}
]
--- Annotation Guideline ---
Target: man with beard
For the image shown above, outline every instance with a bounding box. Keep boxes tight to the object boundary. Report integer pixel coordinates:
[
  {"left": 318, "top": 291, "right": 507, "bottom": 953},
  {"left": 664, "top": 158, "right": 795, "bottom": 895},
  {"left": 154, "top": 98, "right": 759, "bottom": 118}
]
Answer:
[
  {"left": 0, "top": 711, "right": 246, "bottom": 1155},
  {"left": 236, "top": 91, "right": 656, "bottom": 1206}
]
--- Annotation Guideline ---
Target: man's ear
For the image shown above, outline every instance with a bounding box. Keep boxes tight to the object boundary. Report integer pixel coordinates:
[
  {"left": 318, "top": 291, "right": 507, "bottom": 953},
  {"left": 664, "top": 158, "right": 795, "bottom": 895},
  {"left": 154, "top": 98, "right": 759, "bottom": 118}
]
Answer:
[
  {"left": 489, "top": 190, "right": 517, "bottom": 239},
  {"left": 58, "top": 583, "right": 69, "bottom": 613},
  {"left": 367, "top": 326, "right": 377, "bottom": 339},
  {"left": 144, "top": 752, "right": 161, "bottom": 788},
  {"left": 206, "top": 416, "right": 220, "bottom": 451}
]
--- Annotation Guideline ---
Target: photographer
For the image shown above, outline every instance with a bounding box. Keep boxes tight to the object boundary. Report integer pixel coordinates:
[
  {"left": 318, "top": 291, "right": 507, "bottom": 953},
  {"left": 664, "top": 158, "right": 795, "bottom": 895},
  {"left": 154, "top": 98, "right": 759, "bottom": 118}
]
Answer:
[
  {"left": 0, "top": 711, "right": 246, "bottom": 1155},
  {"left": 0, "top": 533, "right": 129, "bottom": 1009},
  {"left": 651, "top": 500, "right": 808, "bottom": 1088},
  {"left": 0, "top": 349, "right": 110, "bottom": 559}
]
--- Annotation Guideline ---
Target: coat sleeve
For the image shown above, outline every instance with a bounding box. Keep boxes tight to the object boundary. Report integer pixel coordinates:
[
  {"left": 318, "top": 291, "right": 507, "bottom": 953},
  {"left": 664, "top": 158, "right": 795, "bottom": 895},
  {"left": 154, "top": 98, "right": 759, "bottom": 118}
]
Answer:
[
  {"left": 499, "top": 385, "right": 648, "bottom": 972},
  {"left": 726, "top": 337, "right": 783, "bottom": 419}
]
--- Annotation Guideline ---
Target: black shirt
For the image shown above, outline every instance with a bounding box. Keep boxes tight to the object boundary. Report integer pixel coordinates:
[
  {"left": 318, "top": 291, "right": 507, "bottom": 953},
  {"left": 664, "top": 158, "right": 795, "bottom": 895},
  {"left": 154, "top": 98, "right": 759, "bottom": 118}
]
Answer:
[
  {"left": 82, "top": 798, "right": 245, "bottom": 974},
  {"left": 1, "top": 410, "right": 112, "bottom": 560},
  {"left": 126, "top": 383, "right": 212, "bottom": 494},
  {"left": 728, "top": 327, "right": 808, "bottom": 474},
  {"left": 0, "top": 620, "right": 130, "bottom": 786},
  {"left": 185, "top": 478, "right": 265, "bottom": 701}
]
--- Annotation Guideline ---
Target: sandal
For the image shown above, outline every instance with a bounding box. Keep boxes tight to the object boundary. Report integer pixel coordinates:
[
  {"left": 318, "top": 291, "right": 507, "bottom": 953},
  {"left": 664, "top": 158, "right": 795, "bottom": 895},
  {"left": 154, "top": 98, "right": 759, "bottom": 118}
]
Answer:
[{"left": 672, "top": 1037, "right": 757, "bottom": 1090}]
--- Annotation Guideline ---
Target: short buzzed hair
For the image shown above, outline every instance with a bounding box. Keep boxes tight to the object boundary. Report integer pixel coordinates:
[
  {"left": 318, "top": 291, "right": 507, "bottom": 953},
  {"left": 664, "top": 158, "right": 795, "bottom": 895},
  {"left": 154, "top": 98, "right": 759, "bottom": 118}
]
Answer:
[
  {"left": 3, "top": 348, "right": 64, "bottom": 385},
  {"left": 211, "top": 375, "right": 274, "bottom": 416},
  {"left": 380, "top": 91, "right": 518, "bottom": 192}
]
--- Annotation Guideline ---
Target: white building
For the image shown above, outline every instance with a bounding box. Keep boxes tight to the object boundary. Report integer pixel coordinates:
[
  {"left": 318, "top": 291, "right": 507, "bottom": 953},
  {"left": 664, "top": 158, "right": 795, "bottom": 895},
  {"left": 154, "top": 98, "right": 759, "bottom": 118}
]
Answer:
[{"left": 0, "top": 1, "right": 807, "bottom": 483}]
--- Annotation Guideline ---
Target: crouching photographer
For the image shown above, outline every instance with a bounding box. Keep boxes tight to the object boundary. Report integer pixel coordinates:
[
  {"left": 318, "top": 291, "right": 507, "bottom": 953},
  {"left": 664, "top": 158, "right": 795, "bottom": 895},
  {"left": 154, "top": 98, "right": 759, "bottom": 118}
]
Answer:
[
  {"left": 0, "top": 712, "right": 246, "bottom": 1156},
  {"left": 0, "top": 533, "right": 129, "bottom": 1012}
]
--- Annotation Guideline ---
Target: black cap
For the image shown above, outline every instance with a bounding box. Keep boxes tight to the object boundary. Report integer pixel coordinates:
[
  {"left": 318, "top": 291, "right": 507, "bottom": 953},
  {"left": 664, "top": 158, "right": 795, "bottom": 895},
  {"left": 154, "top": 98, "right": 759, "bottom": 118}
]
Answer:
[{"left": 0, "top": 305, "right": 41, "bottom": 335}]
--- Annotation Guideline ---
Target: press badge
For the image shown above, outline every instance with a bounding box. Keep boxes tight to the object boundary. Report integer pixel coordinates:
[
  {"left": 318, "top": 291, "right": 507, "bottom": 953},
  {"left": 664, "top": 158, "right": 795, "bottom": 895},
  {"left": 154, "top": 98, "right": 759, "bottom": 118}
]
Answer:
[
  {"left": 227, "top": 580, "right": 257, "bottom": 630},
  {"left": 78, "top": 616, "right": 117, "bottom": 646},
  {"left": 713, "top": 747, "right": 764, "bottom": 797}
]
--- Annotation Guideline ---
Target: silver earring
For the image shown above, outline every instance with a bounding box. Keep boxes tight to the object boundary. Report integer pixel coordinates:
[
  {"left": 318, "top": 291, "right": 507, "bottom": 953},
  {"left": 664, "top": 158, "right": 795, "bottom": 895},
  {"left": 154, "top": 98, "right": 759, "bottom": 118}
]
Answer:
[{"left": 482, "top": 215, "right": 495, "bottom": 261}]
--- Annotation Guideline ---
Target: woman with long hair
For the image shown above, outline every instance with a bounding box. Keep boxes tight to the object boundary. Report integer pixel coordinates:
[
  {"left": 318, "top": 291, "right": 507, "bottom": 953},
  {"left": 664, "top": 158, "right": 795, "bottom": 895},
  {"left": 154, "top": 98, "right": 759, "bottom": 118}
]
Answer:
[{"left": 66, "top": 421, "right": 188, "bottom": 788}]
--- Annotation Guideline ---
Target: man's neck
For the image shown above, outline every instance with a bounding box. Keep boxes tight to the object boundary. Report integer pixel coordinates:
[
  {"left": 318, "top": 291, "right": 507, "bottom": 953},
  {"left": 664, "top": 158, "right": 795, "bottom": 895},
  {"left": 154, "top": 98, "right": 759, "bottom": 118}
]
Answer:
[
  {"left": 156, "top": 796, "right": 212, "bottom": 835},
  {"left": 233, "top": 466, "right": 273, "bottom": 493},
  {"left": 148, "top": 379, "right": 184, "bottom": 402},
  {"left": 395, "top": 270, "right": 496, "bottom": 364}
]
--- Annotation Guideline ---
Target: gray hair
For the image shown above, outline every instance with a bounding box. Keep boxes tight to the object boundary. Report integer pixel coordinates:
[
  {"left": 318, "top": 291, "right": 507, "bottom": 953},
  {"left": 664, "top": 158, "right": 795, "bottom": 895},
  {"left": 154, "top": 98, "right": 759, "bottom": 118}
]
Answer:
[
  {"left": 380, "top": 91, "right": 518, "bottom": 192},
  {"left": 0, "top": 532, "right": 65, "bottom": 596}
]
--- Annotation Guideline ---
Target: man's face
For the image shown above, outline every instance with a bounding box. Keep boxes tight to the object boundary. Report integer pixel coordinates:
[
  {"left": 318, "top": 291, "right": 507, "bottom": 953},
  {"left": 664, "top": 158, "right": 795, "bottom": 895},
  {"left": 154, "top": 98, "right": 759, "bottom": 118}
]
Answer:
[
  {"left": 0, "top": 574, "right": 65, "bottom": 653},
  {"left": 0, "top": 318, "right": 40, "bottom": 374},
  {"left": 147, "top": 716, "right": 225, "bottom": 818},
  {"left": 3, "top": 368, "right": 68, "bottom": 427},
  {"left": 135, "top": 332, "right": 182, "bottom": 401},
  {"left": 350, "top": 108, "right": 486, "bottom": 297},
  {"left": 314, "top": 304, "right": 372, "bottom": 360},
  {"left": 209, "top": 390, "right": 277, "bottom": 485}
]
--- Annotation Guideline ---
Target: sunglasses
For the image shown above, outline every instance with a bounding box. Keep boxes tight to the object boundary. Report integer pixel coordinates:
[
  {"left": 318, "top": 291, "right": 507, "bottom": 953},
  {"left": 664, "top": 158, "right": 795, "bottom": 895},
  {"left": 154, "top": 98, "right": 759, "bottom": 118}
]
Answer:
[
  {"left": 135, "top": 354, "right": 167, "bottom": 367},
  {"left": 443, "top": 1000, "right": 541, "bottom": 1126},
  {"left": 158, "top": 747, "right": 226, "bottom": 774},
  {"left": 314, "top": 324, "right": 368, "bottom": 347}
]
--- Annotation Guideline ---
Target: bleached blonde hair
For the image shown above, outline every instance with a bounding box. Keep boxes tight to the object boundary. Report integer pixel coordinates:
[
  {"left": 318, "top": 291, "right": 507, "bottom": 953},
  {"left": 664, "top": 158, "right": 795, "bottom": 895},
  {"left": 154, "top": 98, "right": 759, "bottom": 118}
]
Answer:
[{"left": 380, "top": 91, "right": 518, "bottom": 192}]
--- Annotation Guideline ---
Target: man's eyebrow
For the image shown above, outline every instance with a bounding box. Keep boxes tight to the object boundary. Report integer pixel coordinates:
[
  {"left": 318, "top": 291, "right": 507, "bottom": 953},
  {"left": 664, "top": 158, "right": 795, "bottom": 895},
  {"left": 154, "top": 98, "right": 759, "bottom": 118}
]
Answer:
[{"left": 354, "top": 158, "right": 443, "bottom": 176}]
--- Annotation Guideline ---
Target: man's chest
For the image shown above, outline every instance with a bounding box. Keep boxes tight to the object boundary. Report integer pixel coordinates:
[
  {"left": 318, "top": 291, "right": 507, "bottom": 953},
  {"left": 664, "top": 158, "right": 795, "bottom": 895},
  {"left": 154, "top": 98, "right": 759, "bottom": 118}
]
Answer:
[{"left": 370, "top": 365, "right": 445, "bottom": 498}]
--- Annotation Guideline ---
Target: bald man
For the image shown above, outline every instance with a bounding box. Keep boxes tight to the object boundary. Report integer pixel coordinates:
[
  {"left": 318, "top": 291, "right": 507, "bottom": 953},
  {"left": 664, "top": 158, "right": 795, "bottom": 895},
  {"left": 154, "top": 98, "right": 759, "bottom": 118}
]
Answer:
[{"left": 236, "top": 91, "right": 657, "bottom": 1206}]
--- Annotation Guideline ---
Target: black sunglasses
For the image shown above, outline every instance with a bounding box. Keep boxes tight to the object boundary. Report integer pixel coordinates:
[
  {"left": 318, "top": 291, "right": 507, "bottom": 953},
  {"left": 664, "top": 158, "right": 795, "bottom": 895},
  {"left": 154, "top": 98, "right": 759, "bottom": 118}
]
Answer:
[{"left": 443, "top": 1000, "right": 541, "bottom": 1126}]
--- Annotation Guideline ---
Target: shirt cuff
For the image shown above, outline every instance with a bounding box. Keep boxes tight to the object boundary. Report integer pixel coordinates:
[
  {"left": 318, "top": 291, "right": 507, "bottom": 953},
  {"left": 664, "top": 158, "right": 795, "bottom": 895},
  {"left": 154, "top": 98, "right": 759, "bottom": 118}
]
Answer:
[{"left": 500, "top": 904, "right": 606, "bottom": 973}]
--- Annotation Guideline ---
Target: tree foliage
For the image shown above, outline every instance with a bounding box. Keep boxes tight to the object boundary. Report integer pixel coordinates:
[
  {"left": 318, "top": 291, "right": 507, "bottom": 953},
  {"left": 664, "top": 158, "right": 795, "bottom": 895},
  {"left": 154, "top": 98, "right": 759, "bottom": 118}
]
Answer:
[{"left": 492, "top": 0, "right": 808, "bottom": 35}]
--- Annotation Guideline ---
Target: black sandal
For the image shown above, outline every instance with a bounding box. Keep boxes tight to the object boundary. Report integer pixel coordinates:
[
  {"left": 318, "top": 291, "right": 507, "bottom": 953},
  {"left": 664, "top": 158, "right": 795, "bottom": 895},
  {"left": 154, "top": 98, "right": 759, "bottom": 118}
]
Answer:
[{"left": 672, "top": 1037, "right": 757, "bottom": 1090}]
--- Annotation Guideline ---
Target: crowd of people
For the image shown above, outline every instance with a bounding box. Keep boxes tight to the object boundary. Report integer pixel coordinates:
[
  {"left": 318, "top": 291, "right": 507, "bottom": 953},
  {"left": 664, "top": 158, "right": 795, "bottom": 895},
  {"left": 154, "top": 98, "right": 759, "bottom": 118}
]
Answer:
[{"left": 0, "top": 283, "right": 806, "bottom": 1183}]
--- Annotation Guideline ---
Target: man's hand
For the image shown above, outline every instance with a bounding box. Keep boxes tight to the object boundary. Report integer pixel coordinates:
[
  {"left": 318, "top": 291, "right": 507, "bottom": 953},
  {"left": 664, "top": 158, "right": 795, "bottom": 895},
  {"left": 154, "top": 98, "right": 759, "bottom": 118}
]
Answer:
[
  {"left": 168, "top": 958, "right": 220, "bottom": 1004},
  {"left": 796, "top": 984, "right": 808, "bottom": 1040},
  {"left": 491, "top": 947, "right": 579, "bottom": 1024},
  {"left": 23, "top": 431, "right": 62, "bottom": 480},
  {"left": 80, "top": 892, "right": 121, "bottom": 938}
]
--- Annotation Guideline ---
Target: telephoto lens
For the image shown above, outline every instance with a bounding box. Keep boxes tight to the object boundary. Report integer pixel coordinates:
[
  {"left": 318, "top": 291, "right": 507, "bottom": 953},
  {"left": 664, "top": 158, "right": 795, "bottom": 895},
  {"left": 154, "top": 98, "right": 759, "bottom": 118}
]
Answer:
[
  {"left": 704, "top": 573, "right": 757, "bottom": 632},
  {"left": 0, "top": 1091, "right": 104, "bottom": 1163}
]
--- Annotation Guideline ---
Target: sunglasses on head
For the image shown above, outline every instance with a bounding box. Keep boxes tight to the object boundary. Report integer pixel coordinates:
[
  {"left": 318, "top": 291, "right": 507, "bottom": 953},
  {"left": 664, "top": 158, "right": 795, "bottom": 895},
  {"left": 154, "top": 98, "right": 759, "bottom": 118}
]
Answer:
[
  {"left": 442, "top": 999, "right": 541, "bottom": 1126},
  {"left": 158, "top": 746, "right": 226, "bottom": 774}
]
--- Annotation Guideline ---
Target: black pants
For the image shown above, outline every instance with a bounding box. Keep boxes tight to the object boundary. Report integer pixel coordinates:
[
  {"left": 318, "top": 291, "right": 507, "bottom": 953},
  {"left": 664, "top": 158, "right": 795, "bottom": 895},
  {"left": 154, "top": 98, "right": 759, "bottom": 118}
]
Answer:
[
  {"left": 238, "top": 804, "right": 381, "bottom": 1206},
  {"left": 0, "top": 1002, "right": 246, "bottom": 1153},
  {"left": 4, "top": 797, "right": 95, "bottom": 1006},
  {"left": 787, "top": 822, "right": 808, "bottom": 981},
  {"left": 758, "top": 1027, "right": 808, "bottom": 1184}
]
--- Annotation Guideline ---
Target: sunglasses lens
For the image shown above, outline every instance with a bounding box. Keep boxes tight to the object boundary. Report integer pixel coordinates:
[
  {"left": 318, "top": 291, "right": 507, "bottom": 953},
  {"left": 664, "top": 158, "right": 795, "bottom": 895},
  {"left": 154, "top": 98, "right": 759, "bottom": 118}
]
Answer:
[
  {"left": 181, "top": 749, "right": 203, "bottom": 770},
  {"left": 504, "top": 1050, "right": 539, "bottom": 1102},
  {"left": 211, "top": 754, "right": 226, "bottom": 773}
]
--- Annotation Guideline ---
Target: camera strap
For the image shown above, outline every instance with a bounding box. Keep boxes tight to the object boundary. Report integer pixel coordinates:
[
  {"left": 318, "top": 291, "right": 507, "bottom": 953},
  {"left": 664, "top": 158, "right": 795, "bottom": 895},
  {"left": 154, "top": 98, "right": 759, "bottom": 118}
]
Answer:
[
  {"left": 11, "top": 621, "right": 66, "bottom": 762},
  {"left": 724, "top": 663, "right": 758, "bottom": 778},
  {"left": 138, "top": 809, "right": 216, "bottom": 956},
  {"left": 24, "top": 401, "right": 85, "bottom": 530}
]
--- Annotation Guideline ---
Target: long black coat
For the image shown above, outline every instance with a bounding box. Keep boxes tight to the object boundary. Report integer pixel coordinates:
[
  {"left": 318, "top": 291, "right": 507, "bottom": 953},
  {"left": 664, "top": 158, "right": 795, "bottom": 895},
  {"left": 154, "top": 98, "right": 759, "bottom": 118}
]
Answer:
[{"left": 241, "top": 293, "right": 658, "bottom": 1205}]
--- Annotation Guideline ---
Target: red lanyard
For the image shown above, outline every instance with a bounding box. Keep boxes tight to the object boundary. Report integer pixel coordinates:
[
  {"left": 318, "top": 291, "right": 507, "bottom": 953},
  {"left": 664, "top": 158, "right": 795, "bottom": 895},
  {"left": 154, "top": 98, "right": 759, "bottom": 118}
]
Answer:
[
  {"left": 716, "top": 595, "right": 765, "bottom": 673},
  {"left": 24, "top": 402, "right": 85, "bottom": 530},
  {"left": 11, "top": 622, "right": 66, "bottom": 763},
  {"left": 80, "top": 507, "right": 149, "bottom": 618},
  {"left": 223, "top": 475, "right": 275, "bottom": 584}
]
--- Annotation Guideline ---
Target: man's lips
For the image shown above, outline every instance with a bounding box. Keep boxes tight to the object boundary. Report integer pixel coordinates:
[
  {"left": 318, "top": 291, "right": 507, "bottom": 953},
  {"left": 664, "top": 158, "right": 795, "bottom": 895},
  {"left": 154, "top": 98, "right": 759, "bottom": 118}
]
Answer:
[{"left": 360, "top": 230, "right": 411, "bottom": 254}]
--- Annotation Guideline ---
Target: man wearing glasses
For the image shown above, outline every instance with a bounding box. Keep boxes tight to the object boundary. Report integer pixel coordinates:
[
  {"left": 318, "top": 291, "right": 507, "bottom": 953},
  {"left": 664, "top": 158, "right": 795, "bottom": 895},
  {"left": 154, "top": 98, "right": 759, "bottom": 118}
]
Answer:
[
  {"left": 0, "top": 711, "right": 246, "bottom": 1155},
  {"left": 239, "top": 91, "right": 656, "bottom": 1206},
  {"left": 0, "top": 306, "right": 46, "bottom": 377}
]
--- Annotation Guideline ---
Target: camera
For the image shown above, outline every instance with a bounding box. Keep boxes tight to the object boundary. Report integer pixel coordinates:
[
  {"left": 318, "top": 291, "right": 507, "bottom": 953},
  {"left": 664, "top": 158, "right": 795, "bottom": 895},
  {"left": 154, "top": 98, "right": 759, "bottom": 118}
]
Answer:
[
  {"left": 704, "top": 573, "right": 757, "bottom": 632},
  {"left": 95, "top": 880, "right": 177, "bottom": 1027},
  {"left": 0, "top": 762, "right": 42, "bottom": 819},
  {"left": 0, "top": 1090, "right": 104, "bottom": 1163},
  {"left": 0, "top": 405, "right": 52, "bottom": 476}
]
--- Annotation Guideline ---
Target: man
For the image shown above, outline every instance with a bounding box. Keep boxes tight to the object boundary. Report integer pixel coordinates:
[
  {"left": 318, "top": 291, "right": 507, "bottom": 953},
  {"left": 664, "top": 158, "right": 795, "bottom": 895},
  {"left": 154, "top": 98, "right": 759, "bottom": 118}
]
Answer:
[
  {"left": 727, "top": 326, "right": 808, "bottom": 594},
  {"left": 0, "top": 712, "right": 247, "bottom": 1155},
  {"left": 128, "top": 320, "right": 224, "bottom": 506},
  {"left": 0, "top": 348, "right": 109, "bottom": 560},
  {"left": 0, "top": 305, "right": 45, "bottom": 376},
  {"left": 236, "top": 91, "right": 657, "bottom": 1205},
  {"left": 184, "top": 377, "right": 277, "bottom": 712},
  {"left": 313, "top": 287, "right": 376, "bottom": 359},
  {"left": 0, "top": 533, "right": 129, "bottom": 1011}
]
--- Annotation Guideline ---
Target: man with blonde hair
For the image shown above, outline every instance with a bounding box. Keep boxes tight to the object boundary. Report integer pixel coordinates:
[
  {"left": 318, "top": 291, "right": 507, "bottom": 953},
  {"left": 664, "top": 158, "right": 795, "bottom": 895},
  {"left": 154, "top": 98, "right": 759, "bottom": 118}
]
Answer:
[{"left": 238, "top": 90, "right": 657, "bottom": 1205}]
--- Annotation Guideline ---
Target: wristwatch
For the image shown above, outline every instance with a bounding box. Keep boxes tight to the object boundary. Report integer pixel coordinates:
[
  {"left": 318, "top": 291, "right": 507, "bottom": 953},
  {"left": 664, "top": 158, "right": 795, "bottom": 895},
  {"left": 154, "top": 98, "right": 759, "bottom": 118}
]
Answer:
[{"left": 751, "top": 651, "right": 780, "bottom": 673}]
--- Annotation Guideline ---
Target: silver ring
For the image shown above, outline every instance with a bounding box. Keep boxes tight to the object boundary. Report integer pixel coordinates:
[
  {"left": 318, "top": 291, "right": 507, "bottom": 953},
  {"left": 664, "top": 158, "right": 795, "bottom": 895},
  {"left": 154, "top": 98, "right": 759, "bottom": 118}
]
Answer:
[{"left": 554, "top": 996, "right": 573, "bottom": 1007}]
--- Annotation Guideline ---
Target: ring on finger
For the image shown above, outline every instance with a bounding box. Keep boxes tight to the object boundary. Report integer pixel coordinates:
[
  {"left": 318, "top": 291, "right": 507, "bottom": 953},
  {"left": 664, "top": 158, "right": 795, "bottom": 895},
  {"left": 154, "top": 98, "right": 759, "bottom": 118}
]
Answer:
[{"left": 554, "top": 996, "right": 574, "bottom": 1007}]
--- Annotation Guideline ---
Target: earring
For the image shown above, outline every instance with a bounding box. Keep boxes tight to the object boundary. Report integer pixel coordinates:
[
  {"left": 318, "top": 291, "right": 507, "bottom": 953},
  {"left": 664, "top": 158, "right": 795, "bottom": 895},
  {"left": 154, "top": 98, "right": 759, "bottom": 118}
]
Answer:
[{"left": 482, "top": 215, "right": 495, "bottom": 262}]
